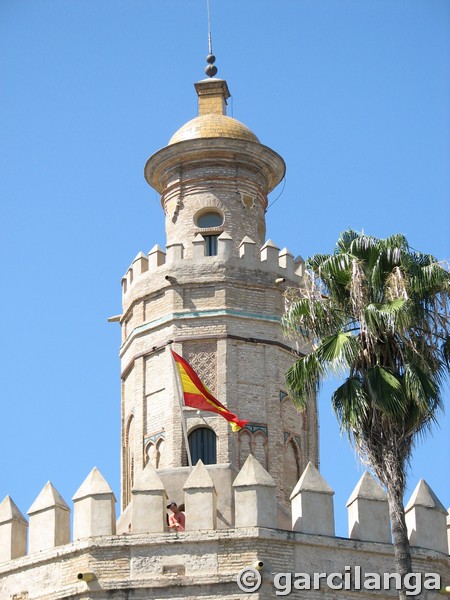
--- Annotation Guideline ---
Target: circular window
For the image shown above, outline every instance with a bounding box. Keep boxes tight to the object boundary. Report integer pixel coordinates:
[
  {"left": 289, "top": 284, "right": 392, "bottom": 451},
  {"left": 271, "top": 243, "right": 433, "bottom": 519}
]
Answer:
[{"left": 196, "top": 211, "right": 223, "bottom": 228}]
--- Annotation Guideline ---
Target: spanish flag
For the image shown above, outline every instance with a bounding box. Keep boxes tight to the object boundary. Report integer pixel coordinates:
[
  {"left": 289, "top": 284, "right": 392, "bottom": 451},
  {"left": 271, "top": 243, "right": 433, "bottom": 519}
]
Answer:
[{"left": 171, "top": 350, "right": 247, "bottom": 432}]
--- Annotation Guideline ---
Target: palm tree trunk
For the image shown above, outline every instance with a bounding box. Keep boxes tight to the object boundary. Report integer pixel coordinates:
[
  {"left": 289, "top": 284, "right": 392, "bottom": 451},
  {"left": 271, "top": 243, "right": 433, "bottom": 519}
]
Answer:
[{"left": 385, "top": 478, "right": 412, "bottom": 600}]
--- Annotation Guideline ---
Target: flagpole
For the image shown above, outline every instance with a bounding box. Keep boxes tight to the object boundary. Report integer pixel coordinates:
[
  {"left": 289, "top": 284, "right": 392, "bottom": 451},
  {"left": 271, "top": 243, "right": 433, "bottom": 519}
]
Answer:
[{"left": 170, "top": 347, "right": 193, "bottom": 469}]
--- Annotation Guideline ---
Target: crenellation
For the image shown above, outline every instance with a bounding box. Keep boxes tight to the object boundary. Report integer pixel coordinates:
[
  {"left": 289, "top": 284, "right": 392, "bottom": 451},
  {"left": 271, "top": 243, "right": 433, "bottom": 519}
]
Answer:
[
  {"left": 294, "top": 254, "right": 305, "bottom": 277},
  {"left": 290, "top": 461, "right": 335, "bottom": 536},
  {"left": 346, "top": 472, "right": 391, "bottom": 543},
  {"left": 192, "top": 233, "right": 206, "bottom": 259},
  {"left": 238, "top": 235, "right": 256, "bottom": 265},
  {"left": 72, "top": 467, "right": 116, "bottom": 540},
  {"left": 0, "top": 459, "right": 448, "bottom": 587},
  {"left": 233, "top": 454, "right": 277, "bottom": 529},
  {"left": 126, "top": 265, "right": 133, "bottom": 289},
  {"left": 279, "top": 247, "right": 295, "bottom": 277},
  {"left": 121, "top": 234, "right": 302, "bottom": 306},
  {"left": 183, "top": 460, "right": 217, "bottom": 531},
  {"left": 405, "top": 479, "right": 448, "bottom": 554},
  {"left": 132, "top": 251, "right": 149, "bottom": 276},
  {"left": 166, "top": 241, "right": 184, "bottom": 264},
  {"left": 0, "top": 496, "right": 27, "bottom": 562},
  {"left": 260, "top": 238, "right": 280, "bottom": 270},
  {"left": 217, "top": 231, "right": 233, "bottom": 260},
  {"left": 148, "top": 244, "right": 166, "bottom": 269},
  {"left": 131, "top": 462, "right": 167, "bottom": 534},
  {"left": 27, "top": 482, "right": 70, "bottom": 554}
]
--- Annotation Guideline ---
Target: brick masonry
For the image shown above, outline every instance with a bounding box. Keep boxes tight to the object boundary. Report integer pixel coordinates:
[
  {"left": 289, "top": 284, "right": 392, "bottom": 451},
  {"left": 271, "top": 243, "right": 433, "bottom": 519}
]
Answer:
[{"left": 120, "top": 105, "right": 318, "bottom": 512}]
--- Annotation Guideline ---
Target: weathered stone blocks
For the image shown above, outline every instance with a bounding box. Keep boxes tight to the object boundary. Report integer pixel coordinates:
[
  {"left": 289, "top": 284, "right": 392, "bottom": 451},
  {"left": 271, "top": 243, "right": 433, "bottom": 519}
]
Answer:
[
  {"left": 346, "top": 472, "right": 391, "bottom": 543},
  {"left": 73, "top": 467, "right": 116, "bottom": 540},
  {"left": 0, "top": 496, "right": 27, "bottom": 561},
  {"left": 131, "top": 462, "right": 167, "bottom": 534},
  {"left": 183, "top": 459, "right": 217, "bottom": 531},
  {"left": 233, "top": 454, "right": 277, "bottom": 528},
  {"left": 27, "top": 482, "right": 70, "bottom": 553},
  {"left": 405, "top": 479, "right": 448, "bottom": 554},
  {"left": 290, "top": 461, "right": 335, "bottom": 536}
]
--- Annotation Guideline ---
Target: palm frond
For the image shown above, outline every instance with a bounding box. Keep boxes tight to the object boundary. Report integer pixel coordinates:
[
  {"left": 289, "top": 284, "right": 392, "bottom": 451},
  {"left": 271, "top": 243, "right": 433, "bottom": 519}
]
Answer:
[
  {"left": 336, "top": 229, "right": 359, "bottom": 253},
  {"left": 331, "top": 377, "right": 370, "bottom": 432},
  {"left": 403, "top": 363, "right": 442, "bottom": 417},
  {"left": 411, "top": 261, "right": 450, "bottom": 297},
  {"left": 285, "top": 352, "right": 324, "bottom": 410},
  {"left": 442, "top": 336, "right": 450, "bottom": 368},
  {"left": 349, "top": 234, "right": 380, "bottom": 269},
  {"left": 283, "top": 294, "right": 348, "bottom": 344},
  {"left": 382, "top": 233, "right": 409, "bottom": 252},
  {"left": 306, "top": 253, "right": 333, "bottom": 271},
  {"left": 364, "top": 298, "right": 411, "bottom": 335},
  {"left": 317, "top": 331, "right": 359, "bottom": 374},
  {"left": 366, "top": 366, "right": 408, "bottom": 418}
]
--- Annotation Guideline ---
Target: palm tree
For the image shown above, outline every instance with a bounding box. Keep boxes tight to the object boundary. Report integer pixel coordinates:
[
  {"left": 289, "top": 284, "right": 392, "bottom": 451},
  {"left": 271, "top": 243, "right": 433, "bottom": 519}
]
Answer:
[{"left": 283, "top": 230, "right": 450, "bottom": 599}]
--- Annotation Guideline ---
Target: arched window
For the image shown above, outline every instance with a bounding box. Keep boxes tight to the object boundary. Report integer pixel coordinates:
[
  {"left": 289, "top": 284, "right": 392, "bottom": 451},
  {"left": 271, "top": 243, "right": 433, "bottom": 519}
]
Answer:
[
  {"left": 283, "top": 437, "right": 301, "bottom": 501},
  {"left": 188, "top": 427, "right": 217, "bottom": 465},
  {"left": 194, "top": 210, "right": 223, "bottom": 256},
  {"left": 124, "top": 414, "right": 135, "bottom": 507},
  {"left": 196, "top": 211, "right": 223, "bottom": 228}
]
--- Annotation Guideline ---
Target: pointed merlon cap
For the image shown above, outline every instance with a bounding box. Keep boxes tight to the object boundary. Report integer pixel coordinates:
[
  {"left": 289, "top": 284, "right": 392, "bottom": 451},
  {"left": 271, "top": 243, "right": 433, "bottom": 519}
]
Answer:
[
  {"left": 132, "top": 462, "right": 165, "bottom": 493},
  {"left": 346, "top": 472, "right": 387, "bottom": 506},
  {"left": 183, "top": 459, "right": 216, "bottom": 490},
  {"left": 133, "top": 251, "right": 146, "bottom": 261},
  {"left": 261, "top": 239, "right": 280, "bottom": 250},
  {"left": 290, "top": 462, "right": 334, "bottom": 500},
  {"left": 405, "top": 479, "right": 447, "bottom": 514},
  {"left": 0, "top": 496, "right": 27, "bottom": 525},
  {"left": 240, "top": 236, "right": 256, "bottom": 245},
  {"left": 149, "top": 243, "right": 165, "bottom": 254},
  {"left": 73, "top": 467, "right": 116, "bottom": 501},
  {"left": 279, "top": 247, "right": 294, "bottom": 258},
  {"left": 233, "top": 454, "right": 276, "bottom": 488},
  {"left": 28, "top": 482, "right": 70, "bottom": 515}
]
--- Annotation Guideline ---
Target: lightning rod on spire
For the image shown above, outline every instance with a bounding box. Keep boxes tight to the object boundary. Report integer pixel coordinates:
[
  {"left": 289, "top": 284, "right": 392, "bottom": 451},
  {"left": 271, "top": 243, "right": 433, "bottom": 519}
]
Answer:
[{"left": 205, "top": 0, "right": 218, "bottom": 77}]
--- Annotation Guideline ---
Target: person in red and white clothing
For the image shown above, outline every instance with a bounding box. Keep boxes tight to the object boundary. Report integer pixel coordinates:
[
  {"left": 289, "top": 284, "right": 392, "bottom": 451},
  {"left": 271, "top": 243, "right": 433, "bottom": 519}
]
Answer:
[{"left": 167, "top": 501, "right": 185, "bottom": 531}]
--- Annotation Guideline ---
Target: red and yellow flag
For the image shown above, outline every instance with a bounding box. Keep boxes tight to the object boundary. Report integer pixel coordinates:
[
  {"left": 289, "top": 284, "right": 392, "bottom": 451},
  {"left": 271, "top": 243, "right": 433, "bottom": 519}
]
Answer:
[{"left": 171, "top": 350, "right": 247, "bottom": 432}]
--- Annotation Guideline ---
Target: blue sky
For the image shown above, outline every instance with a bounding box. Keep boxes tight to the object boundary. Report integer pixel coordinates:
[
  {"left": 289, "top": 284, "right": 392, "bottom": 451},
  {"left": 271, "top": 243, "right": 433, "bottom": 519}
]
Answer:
[{"left": 1, "top": 1, "right": 449, "bottom": 537}]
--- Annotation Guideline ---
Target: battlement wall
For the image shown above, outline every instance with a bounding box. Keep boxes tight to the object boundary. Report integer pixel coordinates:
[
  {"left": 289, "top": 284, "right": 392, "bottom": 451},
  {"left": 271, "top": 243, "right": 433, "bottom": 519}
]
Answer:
[
  {"left": 1, "top": 459, "right": 448, "bottom": 570},
  {"left": 1, "top": 526, "right": 448, "bottom": 599},
  {"left": 121, "top": 234, "right": 304, "bottom": 304}
]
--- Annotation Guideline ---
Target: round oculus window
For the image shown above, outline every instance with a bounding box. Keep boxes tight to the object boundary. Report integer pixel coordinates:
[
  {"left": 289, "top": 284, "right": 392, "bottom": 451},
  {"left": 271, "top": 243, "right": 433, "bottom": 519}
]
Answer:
[{"left": 196, "top": 211, "right": 223, "bottom": 228}]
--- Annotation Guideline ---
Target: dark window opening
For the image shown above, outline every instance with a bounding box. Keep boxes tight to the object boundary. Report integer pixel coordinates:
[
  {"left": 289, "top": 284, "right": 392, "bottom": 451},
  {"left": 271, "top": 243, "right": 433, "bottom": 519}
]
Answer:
[
  {"left": 188, "top": 427, "right": 217, "bottom": 465},
  {"left": 204, "top": 235, "right": 219, "bottom": 256}
]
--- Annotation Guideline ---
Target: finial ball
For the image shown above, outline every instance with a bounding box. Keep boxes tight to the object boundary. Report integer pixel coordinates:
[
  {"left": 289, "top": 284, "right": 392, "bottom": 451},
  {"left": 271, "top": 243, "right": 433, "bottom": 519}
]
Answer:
[
  {"left": 205, "top": 64, "right": 218, "bottom": 77},
  {"left": 206, "top": 53, "right": 216, "bottom": 64}
]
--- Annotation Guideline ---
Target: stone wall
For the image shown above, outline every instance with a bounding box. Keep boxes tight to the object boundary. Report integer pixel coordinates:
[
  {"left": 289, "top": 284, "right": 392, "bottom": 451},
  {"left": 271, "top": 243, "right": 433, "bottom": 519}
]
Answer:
[
  {"left": 1, "top": 458, "right": 448, "bottom": 599},
  {"left": 119, "top": 233, "right": 317, "bottom": 512}
]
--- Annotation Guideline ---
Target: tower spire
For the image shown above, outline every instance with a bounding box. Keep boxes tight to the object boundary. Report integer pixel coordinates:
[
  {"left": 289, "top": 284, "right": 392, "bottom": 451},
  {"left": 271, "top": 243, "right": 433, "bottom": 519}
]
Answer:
[{"left": 205, "top": 0, "right": 218, "bottom": 77}]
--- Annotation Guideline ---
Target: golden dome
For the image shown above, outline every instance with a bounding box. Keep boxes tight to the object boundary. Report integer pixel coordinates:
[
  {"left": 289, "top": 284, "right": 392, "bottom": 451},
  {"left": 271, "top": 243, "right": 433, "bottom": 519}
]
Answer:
[{"left": 169, "top": 114, "right": 259, "bottom": 145}]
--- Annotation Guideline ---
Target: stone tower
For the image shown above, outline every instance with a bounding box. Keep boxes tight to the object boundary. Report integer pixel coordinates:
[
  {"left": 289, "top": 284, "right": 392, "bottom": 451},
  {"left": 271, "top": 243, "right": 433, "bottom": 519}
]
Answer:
[
  {"left": 1, "top": 75, "right": 448, "bottom": 600},
  {"left": 119, "top": 77, "right": 319, "bottom": 519}
]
